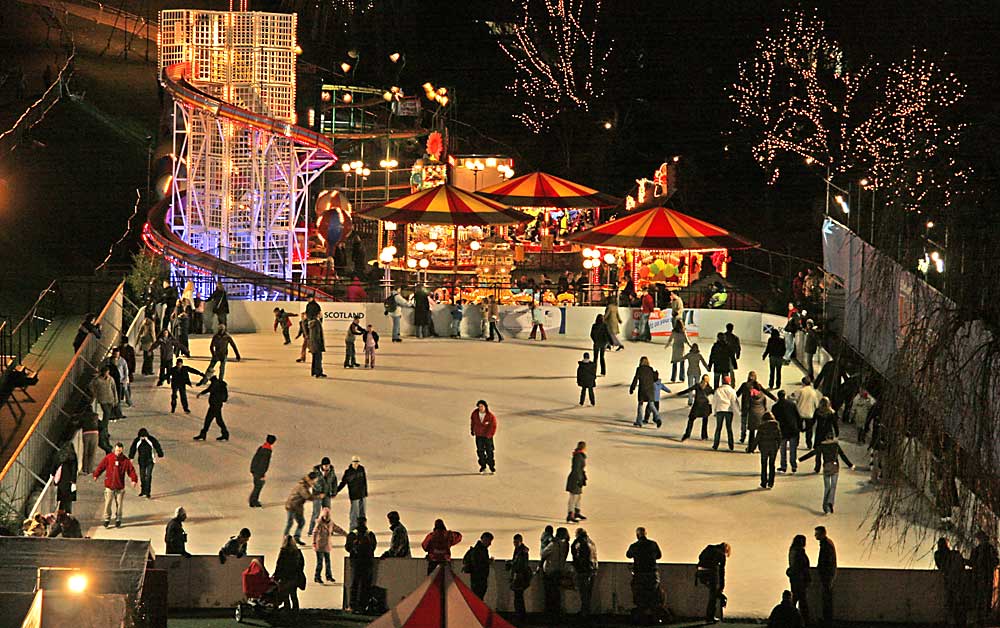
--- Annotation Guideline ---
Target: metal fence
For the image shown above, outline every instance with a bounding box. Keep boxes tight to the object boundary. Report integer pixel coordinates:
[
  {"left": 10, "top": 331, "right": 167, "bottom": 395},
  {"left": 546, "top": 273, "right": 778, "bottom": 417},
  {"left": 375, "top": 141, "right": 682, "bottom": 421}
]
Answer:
[
  {"left": 1, "top": 282, "right": 58, "bottom": 373},
  {"left": 0, "top": 284, "right": 124, "bottom": 519}
]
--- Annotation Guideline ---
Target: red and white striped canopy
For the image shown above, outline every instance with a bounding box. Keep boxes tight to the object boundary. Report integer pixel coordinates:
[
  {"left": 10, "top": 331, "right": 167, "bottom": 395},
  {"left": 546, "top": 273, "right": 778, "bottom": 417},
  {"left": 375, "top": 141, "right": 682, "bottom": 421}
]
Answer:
[
  {"left": 358, "top": 184, "right": 530, "bottom": 226},
  {"left": 366, "top": 565, "right": 517, "bottom": 628},
  {"left": 567, "top": 205, "right": 758, "bottom": 250},
  {"left": 476, "top": 172, "right": 619, "bottom": 208}
]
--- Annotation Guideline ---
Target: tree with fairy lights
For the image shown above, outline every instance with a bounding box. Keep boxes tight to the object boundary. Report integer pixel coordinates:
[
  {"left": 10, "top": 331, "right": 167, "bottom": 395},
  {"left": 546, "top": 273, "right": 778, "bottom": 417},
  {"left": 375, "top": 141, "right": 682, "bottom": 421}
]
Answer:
[
  {"left": 491, "top": 0, "right": 612, "bottom": 171},
  {"left": 729, "top": 8, "right": 966, "bottom": 230},
  {"left": 733, "top": 8, "right": 1000, "bottom": 557}
]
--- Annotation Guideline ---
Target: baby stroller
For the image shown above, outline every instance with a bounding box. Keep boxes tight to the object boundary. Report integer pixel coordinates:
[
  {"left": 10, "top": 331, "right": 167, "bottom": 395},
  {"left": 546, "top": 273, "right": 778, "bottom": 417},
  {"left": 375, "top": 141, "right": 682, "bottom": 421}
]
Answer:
[{"left": 235, "top": 559, "right": 279, "bottom": 623}]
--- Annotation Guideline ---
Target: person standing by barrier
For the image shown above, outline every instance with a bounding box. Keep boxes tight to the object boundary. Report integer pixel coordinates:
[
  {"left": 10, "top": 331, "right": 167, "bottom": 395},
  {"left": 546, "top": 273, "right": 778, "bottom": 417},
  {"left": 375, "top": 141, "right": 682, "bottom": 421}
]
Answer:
[
  {"left": 421, "top": 518, "right": 463, "bottom": 574},
  {"left": 577, "top": 353, "right": 597, "bottom": 406},
  {"left": 667, "top": 317, "right": 690, "bottom": 382},
  {"left": 165, "top": 507, "right": 190, "bottom": 556},
  {"left": 218, "top": 528, "right": 251, "bottom": 563},
  {"left": 540, "top": 527, "right": 570, "bottom": 618},
  {"left": 128, "top": 428, "right": 164, "bottom": 498},
  {"left": 248, "top": 434, "right": 276, "bottom": 507},
  {"left": 565, "top": 442, "right": 587, "bottom": 523},
  {"left": 307, "top": 314, "right": 327, "bottom": 378},
  {"left": 463, "top": 531, "right": 494, "bottom": 600},
  {"left": 118, "top": 337, "right": 136, "bottom": 407},
  {"left": 78, "top": 408, "right": 103, "bottom": 472},
  {"left": 486, "top": 297, "right": 504, "bottom": 342},
  {"left": 138, "top": 315, "right": 157, "bottom": 376},
  {"left": 934, "top": 537, "right": 965, "bottom": 628},
  {"left": 93, "top": 442, "right": 138, "bottom": 528},
  {"left": 527, "top": 301, "right": 547, "bottom": 340},
  {"left": 201, "top": 324, "right": 241, "bottom": 384},
  {"left": 193, "top": 375, "right": 229, "bottom": 441},
  {"left": 787, "top": 535, "right": 811, "bottom": 625},
  {"left": 346, "top": 517, "right": 377, "bottom": 611},
  {"left": 209, "top": 283, "right": 229, "bottom": 328},
  {"left": 590, "top": 315, "right": 610, "bottom": 376},
  {"left": 382, "top": 511, "right": 410, "bottom": 558},
  {"left": 470, "top": 400, "right": 498, "bottom": 474},
  {"left": 274, "top": 535, "right": 306, "bottom": 613},
  {"left": 508, "top": 534, "right": 532, "bottom": 622},
  {"left": 970, "top": 530, "right": 999, "bottom": 628},
  {"left": 626, "top": 527, "right": 662, "bottom": 620},
  {"left": 89, "top": 366, "right": 119, "bottom": 425},
  {"left": 696, "top": 542, "right": 731, "bottom": 624},
  {"left": 105, "top": 348, "right": 128, "bottom": 419},
  {"left": 385, "top": 288, "right": 407, "bottom": 342},
  {"left": 768, "top": 590, "right": 804, "bottom": 628},
  {"left": 338, "top": 456, "right": 368, "bottom": 531},
  {"left": 711, "top": 376, "right": 740, "bottom": 451},
  {"left": 571, "top": 528, "right": 598, "bottom": 616},
  {"left": 637, "top": 287, "right": 655, "bottom": 342},
  {"left": 50, "top": 442, "right": 78, "bottom": 513},
  {"left": 73, "top": 313, "right": 102, "bottom": 353},
  {"left": 814, "top": 526, "right": 837, "bottom": 627}
]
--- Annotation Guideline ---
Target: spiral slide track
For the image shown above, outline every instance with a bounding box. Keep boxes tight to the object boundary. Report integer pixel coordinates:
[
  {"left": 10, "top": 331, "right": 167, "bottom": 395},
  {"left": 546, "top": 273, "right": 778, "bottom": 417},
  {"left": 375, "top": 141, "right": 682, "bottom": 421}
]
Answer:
[{"left": 144, "top": 62, "right": 337, "bottom": 299}]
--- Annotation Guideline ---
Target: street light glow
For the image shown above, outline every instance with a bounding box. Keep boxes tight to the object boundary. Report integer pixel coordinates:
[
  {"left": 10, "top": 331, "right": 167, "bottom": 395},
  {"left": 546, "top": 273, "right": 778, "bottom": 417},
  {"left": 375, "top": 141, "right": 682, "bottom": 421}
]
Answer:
[{"left": 67, "top": 574, "right": 88, "bottom": 594}]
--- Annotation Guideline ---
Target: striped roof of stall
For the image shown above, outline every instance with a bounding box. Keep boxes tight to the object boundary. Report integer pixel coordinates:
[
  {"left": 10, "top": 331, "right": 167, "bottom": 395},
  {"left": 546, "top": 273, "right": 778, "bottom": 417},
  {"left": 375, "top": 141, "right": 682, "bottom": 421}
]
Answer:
[
  {"left": 566, "top": 205, "right": 758, "bottom": 250},
  {"left": 357, "top": 184, "right": 530, "bottom": 226},
  {"left": 475, "top": 172, "right": 619, "bottom": 208}
]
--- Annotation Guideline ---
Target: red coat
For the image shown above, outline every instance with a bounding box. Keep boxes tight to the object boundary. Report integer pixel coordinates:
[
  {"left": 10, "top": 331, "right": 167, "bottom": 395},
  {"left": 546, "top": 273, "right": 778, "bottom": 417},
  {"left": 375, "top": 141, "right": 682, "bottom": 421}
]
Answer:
[
  {"left": 94, "top": 453, "right": 137, "bottom": 490},
  {"left": 421, "top": 529, "right": 463, "bottom": 562},
  {"left": 470, "top": 410, "right": 497, "bottom": 438},
  {"left": 346, "top": 281, "right": 367, "bottom": 303},
  {"left": 641, "top": 293, "right": 655, "bottom": 313}
]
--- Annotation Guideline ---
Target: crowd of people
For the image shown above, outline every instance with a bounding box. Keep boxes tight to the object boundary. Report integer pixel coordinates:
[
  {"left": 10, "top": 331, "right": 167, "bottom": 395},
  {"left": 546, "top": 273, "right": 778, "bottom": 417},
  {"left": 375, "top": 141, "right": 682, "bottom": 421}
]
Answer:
[{"left": 41, "top": 276, "right": 992, "bottom": 627}]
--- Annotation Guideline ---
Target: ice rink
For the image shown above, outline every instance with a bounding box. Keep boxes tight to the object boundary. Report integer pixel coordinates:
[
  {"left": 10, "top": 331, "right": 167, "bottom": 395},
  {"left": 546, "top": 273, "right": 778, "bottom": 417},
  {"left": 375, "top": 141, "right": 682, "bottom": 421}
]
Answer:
[{"left": 80, "top": 329, "right": 933, "bottom": 617}]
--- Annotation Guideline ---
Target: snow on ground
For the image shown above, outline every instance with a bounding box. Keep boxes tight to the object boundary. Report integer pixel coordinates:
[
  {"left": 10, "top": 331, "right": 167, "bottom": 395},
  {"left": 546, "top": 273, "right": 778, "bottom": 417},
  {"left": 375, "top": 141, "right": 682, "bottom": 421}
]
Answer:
[{"left": 80, "top": 330, "right": 934, "bottom": 617}]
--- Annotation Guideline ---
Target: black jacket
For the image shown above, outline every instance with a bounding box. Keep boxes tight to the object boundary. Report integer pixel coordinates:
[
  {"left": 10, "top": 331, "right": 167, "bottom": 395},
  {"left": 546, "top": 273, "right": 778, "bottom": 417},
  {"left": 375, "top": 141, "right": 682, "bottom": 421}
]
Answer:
[
  {"left": 697, "top": 544, "right": 728, "bottom": 590},
  {"left": 209, "top": 287, "right": 229, "bottom": 315},
  {"left": 219, "top": 537, "right": 247, "bottom": 563},
  {"left": 813, "top": 408, "right": 839, "bottom": 441},
  {"left": 250, "top": 445, "right": 273, "bottom": 478},
  {"left": 48, "top": 516, "right": 83, "bottom": 538},
  {"left": 678, "top": 383, "right": 714, "bottom": 416},
  {"left": 708, "top": 341, "right": 736, "bottom": 373},
  {"left": 787, "top": 546, "right": 811, "bottom": 586},
  {"left": 576, "top": 360, "right": 597, "bottom": 388},
  {"left": 275, "top": 546, "right": 306, "bottom": 590},
  {"left": 763, "top": 335, "right": 786, "bottom": 360},
  {"left": 590, "top": 322, "right": 610, "bottom": 347},
  {"left": 768, "top": 600, "right": 804, "bottom": 628},
  {"left": 466, "top": 541, "right": 491, "bottom": 585},
  {"left": 201, "top": 379, "right": 228, "bottom": 406},
  {"left": 169, "top": 365, "right": 203, "bottom": 388},
  {"left": 630, "top": 364, "right": 658, "bottom": 402},
  {"left": 772, "top": 399, "right": 801, "bottom": 438},
  {"left": 626, "top": 537, "right": 661, "bottom": 573},
  {"left": 346, "top": 526, "right": 377, "bottom": 562},
  {"left": 817, "top": 537, "right": 837, "bottom": 580},
  {"left": 338, "top": 465, "right": 368, "bottom": 500},
  {"left": 508, "top": 544, "right": 532, "bottom": 591},
  {"left": 129, "top": 434, "right": 164, "bottom": 466},
  {"left": 723, "top": 331, "right": 742, "bottom": 359},
  {"left": 165, "top": 517, "right": 189, "bottom": 555}
]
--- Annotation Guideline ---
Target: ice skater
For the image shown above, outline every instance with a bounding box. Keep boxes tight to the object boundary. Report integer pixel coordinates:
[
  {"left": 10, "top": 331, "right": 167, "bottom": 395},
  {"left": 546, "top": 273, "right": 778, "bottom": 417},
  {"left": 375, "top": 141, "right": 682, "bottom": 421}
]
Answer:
[
  {"left": 565, "top": 441, "right": 587, "bottom": 523},
  {"left": 362, "top": 324, "right": 379, "bottom": 368},
  {"left": 677, "top": 374, "right": 713, "bottom": 441},
  {"left": 168, "top": 358, "right": 203, "bottom": 414},
  {"left": 711, "top": 375, "right": 741, "bottom": 451},
  {"left": 193, "top": 375, "right": 229, "bottom": 441},
  {"left": 273, "top": 307, "right": 297, "bottom": 345},
  {"left": 576, "top": 352, "right": 597, "bottom": 406},
  {"left": 200, "top": 324, "right": 241, "bottom": 384},
  {"left": 629, "top": 357, "right": 661, "bottom": 427},
  {"left": 344, "top": 315, "right": 363, "bottom": 368},
  {"left": 249, "top": 434, "right": 276, "bottom": 507},
  {"left": 528, "top": 301, "right": 547, "bottom": 340},
  {"left": 128, "top": 428, "right": 164, "bottom": 498},
  {"left": 470, "top": 400, "right": 497, "bottom": 473},
  {"left": 295, "top": 312, "right": 310, "bottom": 362}
]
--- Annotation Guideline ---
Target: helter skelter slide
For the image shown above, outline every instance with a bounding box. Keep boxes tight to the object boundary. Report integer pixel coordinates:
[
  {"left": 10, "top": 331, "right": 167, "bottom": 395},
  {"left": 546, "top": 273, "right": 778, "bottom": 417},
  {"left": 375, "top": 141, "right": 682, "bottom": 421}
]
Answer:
[{"left": 145, "top": 8, "right": 337, "bottom": 299}]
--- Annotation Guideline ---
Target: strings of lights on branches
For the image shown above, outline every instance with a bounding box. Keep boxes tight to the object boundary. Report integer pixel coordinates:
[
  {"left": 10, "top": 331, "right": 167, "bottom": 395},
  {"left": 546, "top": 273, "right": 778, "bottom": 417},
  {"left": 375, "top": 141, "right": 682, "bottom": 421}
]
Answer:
[
  {"left": 492, "top": 0, "right": 612, "bottom": 134},
  {"left": 728, "top": 8, "right": 967, "bottom": 216}
]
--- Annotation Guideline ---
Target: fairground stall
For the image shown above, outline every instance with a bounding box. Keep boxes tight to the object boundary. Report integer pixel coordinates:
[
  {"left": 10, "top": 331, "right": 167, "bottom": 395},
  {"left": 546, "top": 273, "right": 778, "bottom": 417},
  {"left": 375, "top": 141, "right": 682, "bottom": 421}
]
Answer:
[
  {"left": 566, "top": 205, "right": 758, "bottom": 299},
  {"left": 357, "top": 184, "right": 530, "bottom": 300}
]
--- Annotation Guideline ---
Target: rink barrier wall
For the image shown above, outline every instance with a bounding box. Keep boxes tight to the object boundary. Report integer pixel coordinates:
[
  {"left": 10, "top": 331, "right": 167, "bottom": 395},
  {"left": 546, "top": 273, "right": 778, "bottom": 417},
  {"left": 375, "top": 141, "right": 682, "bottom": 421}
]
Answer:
[
  {"left": 220, "top": 302, "right": 786, "bottom": 345},
  {"left": 153, "top": 554, "right": 261, "bottom": 609},
  {"left": 343, "top": 558, "right": 945, "bottom": 623}
]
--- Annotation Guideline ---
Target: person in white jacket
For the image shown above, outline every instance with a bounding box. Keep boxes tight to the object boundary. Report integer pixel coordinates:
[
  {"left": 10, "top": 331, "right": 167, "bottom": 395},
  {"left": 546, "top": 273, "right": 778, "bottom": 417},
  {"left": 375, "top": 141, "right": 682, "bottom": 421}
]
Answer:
[
  {"left": 384, "top": 289, "right": 409, "bottom": 343},
  {"left": 711, "top": 376, "right": 741, "bottom": 451},
  {"left": 789, "top": 377, "right": 822, "bottom": 448}
]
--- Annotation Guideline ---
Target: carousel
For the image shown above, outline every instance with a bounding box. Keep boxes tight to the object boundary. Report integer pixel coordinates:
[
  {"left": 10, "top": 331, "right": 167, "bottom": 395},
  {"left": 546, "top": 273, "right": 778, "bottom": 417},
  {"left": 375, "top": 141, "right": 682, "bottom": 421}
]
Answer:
[
  {"left": 357, "top": 184, "right": 530, "bottom": 288},
  {"left": 566, "top": 205, "right": 758, "bottom": 292}
]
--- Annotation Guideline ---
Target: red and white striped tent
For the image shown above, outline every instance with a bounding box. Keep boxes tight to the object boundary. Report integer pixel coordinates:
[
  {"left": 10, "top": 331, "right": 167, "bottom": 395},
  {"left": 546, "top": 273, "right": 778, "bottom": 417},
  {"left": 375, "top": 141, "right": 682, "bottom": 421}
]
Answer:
[{"left": 366, "top": 565, "right": 516, "bottom": 628}]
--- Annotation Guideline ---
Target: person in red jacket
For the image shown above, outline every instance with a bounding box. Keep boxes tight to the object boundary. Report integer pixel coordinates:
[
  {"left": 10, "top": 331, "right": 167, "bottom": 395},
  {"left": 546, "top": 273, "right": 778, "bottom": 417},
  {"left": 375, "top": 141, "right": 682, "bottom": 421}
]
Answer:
[
  {"left": 93, "top": 442, "right": 138, "bottom": 528},
  {"left": 470, "top": 400, "right": 497, "bottom": 474},
  {"left": 421, "top": 519, "right": 463, "bottom": 574},
  {"left": 638, "top": 287, "right": 656, "bottom": 341}
]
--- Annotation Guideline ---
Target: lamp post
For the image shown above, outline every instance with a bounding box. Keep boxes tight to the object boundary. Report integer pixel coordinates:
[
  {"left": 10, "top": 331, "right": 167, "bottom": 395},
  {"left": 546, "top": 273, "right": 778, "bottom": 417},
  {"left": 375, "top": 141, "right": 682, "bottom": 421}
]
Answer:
[
  {"left": 464, "top": 159, "right": 485, "bottom": 191},
  {"left": 581, "top": 248, "right": 602, "bottom": 306},
  {"left": 379, "top": 245, "right": 397, "bottom": 298}
]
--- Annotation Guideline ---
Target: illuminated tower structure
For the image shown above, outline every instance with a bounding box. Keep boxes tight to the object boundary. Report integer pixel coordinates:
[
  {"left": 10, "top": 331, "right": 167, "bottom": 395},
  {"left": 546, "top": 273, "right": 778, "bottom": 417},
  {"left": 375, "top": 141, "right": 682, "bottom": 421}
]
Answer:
[{"left": 158, "top": 9, "right": 333, "bottom": 286}]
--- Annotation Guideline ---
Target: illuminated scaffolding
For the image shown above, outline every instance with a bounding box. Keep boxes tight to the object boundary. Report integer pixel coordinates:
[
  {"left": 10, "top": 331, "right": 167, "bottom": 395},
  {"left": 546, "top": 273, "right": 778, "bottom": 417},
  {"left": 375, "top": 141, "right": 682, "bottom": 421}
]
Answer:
[{"left": 158, "top": 9, "right": 332, "bottom": 284}]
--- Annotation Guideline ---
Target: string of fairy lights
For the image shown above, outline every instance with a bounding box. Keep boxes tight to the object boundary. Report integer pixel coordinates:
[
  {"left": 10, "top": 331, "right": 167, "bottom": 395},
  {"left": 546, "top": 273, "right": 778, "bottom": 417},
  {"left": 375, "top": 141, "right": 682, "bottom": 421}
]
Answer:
[
  {"left": 495, "top": 0, "right": 612, "bottom": 134},
  {"left": 729, "top": 8, "right": 967, "bottom": 221}
]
